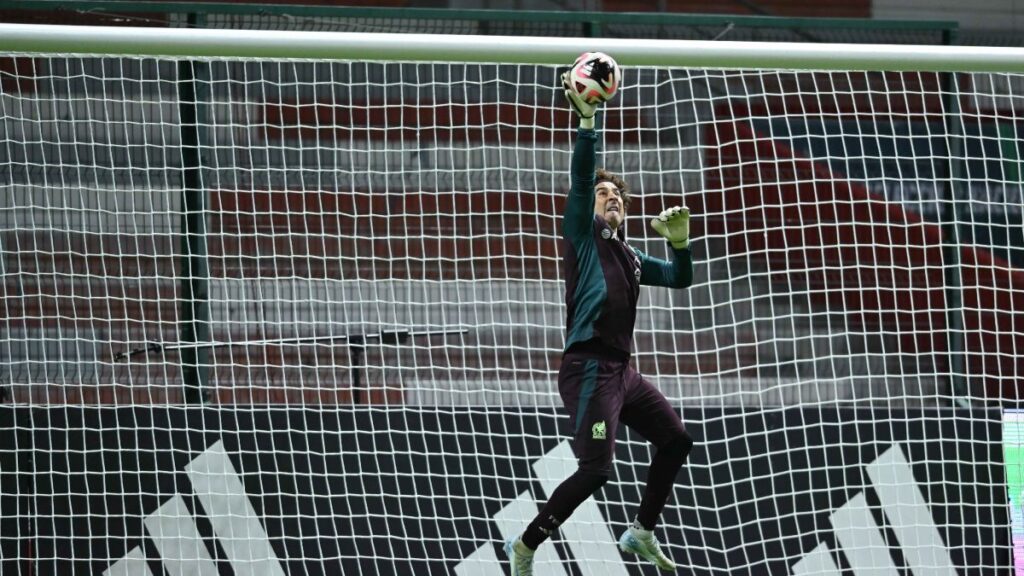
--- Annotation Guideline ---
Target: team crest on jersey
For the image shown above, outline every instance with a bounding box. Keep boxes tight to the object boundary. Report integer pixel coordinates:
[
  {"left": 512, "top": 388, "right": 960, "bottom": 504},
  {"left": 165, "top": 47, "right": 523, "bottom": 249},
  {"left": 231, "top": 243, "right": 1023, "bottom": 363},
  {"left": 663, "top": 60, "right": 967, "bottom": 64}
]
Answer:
[
  {"left": 592, "top": 421, "right": 607, "bottom": 440},
  {"left": 600, "top": 228, "right": 612, "bottom": 240}
]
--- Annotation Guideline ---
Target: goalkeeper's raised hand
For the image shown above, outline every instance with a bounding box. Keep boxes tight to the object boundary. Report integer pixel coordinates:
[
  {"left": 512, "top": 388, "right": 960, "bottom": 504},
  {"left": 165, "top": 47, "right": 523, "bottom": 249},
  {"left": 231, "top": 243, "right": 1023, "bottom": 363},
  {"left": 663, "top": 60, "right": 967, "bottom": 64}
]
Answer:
[
  {"left": 561, "top": 70, "right": 598, "bottom": 121},
  {"left": 651, "top": 206, "right": 690, "bottom": 249}
]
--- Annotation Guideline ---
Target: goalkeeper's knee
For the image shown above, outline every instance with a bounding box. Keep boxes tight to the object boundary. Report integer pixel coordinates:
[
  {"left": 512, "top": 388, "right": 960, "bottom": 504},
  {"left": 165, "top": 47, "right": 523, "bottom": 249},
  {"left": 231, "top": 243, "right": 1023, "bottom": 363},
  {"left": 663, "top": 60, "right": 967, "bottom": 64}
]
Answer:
[{"left": 659, "top": 432, "right": 693, "bottom": 465}]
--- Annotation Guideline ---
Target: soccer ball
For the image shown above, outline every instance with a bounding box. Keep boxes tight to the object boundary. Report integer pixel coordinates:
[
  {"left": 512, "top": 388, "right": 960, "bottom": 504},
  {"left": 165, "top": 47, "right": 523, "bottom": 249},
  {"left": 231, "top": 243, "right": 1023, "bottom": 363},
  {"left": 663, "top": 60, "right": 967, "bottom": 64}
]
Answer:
[{"left": 567, "top": 52, "right": 621, "bottom": 104}]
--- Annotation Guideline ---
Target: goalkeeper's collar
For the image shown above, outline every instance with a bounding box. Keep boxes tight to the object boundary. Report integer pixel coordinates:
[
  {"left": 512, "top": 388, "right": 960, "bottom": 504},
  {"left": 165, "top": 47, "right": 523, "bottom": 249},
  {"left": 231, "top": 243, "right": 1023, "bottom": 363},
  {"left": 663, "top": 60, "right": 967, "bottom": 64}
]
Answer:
[{"left": 597, "top": 215, "right": 627, "bottom": 242}]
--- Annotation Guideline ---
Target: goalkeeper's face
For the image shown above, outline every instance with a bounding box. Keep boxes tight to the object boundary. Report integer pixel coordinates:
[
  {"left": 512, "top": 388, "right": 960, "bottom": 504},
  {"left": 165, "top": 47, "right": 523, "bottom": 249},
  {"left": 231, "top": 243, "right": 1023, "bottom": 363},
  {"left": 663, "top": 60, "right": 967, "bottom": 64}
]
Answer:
[{"left": 594, "top": 181, "right": 626, "bottom": 230}]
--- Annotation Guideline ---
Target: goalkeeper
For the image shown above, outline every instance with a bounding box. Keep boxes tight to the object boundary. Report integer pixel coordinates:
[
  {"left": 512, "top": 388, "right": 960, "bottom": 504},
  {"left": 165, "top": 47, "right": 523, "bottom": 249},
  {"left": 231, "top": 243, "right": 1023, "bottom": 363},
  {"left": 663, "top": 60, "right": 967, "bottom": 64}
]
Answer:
[{"left": 504, "top": 58, "right": 695, "bottom": 575}]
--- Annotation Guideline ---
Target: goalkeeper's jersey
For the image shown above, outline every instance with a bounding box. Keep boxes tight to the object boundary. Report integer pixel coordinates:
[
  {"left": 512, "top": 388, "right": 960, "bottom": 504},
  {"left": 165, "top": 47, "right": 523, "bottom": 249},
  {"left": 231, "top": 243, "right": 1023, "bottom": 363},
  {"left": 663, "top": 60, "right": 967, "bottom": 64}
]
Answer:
[{"left": 562, "top": 128, "right": 694, "bottom": 357}]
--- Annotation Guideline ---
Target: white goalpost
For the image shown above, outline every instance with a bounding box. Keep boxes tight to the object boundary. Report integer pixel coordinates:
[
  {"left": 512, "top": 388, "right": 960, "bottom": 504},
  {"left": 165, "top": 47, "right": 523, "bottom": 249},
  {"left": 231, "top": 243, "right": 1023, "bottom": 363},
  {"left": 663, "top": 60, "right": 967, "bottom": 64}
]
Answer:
[{"left": 0, "top": 22, "right": 1018, "bottom": 575}]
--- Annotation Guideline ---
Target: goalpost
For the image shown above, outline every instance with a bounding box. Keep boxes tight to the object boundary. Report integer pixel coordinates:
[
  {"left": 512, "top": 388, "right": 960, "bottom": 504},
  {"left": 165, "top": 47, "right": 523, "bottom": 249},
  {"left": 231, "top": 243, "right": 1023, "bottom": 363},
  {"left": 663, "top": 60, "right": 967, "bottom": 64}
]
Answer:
[{"left": 0, "top": 22, "right": 1018, "bottom": 575}]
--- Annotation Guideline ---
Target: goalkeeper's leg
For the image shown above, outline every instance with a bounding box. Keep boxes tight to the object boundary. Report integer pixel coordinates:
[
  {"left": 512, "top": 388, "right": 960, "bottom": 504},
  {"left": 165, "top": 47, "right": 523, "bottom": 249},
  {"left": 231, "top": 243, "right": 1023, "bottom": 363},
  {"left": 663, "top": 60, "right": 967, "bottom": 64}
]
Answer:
[
  {"left": 617, "top": 434, "right": 692, "bottom": 571},
  {"left": 506, "top": 469, "right": 608, "bottom": 575},
  {"left": 618, "top": 369, "right": 694, "bottom": 571},
  {"left": 508, "top": 354, "right": 619, "bottom": 573},
  {"left": 635, "top": 433, "right": 692, "bottom": 529},
  {"left": 520, "top": 469, "right": 610, "bottom": 548}
]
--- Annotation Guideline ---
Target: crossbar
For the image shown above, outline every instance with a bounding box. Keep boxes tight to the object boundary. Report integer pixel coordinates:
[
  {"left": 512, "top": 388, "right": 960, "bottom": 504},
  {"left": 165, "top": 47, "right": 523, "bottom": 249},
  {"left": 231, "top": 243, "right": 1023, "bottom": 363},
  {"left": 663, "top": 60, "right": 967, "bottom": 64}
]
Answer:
[{"left": 2, "top": 22, "right": 1024, "bottom": 72}]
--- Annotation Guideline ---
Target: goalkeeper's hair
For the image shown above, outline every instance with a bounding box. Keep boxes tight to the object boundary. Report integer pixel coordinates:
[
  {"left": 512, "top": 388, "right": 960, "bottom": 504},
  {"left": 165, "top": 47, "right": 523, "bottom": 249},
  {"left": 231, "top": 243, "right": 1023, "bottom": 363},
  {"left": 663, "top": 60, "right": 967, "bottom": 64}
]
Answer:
[{"left": 596, "top": 168, "right": 631, "bottom": 210}]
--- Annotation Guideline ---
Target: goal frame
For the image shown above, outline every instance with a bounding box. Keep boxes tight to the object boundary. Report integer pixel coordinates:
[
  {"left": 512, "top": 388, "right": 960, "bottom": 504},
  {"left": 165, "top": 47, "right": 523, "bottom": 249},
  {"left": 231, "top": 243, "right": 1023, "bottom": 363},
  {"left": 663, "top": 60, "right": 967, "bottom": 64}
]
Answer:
[
  {"left": 0, "top": 20, "right": 1017, "bottom": 575},
  {"left": 3, "top": 22, "right": 1024, "bottom": 72}
]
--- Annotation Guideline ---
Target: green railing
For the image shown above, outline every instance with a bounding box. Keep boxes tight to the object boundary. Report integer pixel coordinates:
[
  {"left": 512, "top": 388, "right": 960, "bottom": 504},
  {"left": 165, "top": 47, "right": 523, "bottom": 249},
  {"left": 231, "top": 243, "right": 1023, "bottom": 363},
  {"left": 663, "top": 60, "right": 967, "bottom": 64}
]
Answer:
[{"left": 0, "top": 1, "right": 958, "bottom": 44}]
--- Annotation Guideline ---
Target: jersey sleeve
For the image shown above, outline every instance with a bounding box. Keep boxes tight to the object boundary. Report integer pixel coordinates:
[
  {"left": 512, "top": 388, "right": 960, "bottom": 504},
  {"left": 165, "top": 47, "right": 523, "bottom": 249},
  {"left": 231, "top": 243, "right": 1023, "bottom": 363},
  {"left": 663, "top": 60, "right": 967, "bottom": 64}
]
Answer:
[
  {"left": 563, "top": 128, "right": 599, "bottom": 243},
  {"left": 637, "top": 246, "right": 694, "bottom": 289}
]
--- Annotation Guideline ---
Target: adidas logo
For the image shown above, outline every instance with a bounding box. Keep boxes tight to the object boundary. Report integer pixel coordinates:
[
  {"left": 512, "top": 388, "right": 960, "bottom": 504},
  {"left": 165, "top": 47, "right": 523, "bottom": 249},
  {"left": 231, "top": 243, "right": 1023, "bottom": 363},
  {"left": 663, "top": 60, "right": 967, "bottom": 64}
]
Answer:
[
  {"left": 103, "top": 440, "right": 285, "bottom": 576},
  {"left": 456, "top": 441, "right": 957, "bottom": 575},
  {"left": 455, "top": 440, "right": 630, "bottom": 575},
  {"left": 792, "top": 444, "right": 957, "bottom": 576}
]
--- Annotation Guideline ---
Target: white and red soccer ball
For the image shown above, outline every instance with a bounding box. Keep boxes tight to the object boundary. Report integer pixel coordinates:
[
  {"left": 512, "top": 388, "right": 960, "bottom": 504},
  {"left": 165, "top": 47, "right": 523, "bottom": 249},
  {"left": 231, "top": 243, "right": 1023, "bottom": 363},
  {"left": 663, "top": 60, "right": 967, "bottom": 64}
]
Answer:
[{"left": 567, "top": 51, "right": 621, "bottom": 104}]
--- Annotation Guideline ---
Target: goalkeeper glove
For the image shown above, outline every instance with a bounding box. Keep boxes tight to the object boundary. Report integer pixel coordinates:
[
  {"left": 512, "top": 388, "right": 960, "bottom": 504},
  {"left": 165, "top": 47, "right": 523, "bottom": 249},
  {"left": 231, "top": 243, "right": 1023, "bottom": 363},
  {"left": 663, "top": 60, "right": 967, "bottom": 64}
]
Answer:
[
  {"left": 650, "top": 206, "right": 690, "bottom": 249},
  {"left": 561, "top": 70, "right": 598, "bottom": 121}
]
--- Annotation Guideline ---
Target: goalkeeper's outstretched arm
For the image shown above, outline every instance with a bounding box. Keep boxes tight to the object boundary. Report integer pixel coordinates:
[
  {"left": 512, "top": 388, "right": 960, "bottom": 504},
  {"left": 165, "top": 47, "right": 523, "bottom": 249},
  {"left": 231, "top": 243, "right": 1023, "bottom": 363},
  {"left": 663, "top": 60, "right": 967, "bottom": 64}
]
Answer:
[{"left": 561, "top": 68, "right": 602, "bottom": 242}]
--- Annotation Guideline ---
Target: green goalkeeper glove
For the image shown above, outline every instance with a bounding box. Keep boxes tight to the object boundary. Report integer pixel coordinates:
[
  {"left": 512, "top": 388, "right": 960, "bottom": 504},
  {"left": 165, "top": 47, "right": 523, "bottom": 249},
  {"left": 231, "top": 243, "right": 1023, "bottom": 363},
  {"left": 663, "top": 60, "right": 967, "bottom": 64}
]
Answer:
[
  {"left": 651, "top": 206, "right": 690, "bottom": 249},
  {"left": 561, "top": 70, "right": 598, "bottom": 122}
]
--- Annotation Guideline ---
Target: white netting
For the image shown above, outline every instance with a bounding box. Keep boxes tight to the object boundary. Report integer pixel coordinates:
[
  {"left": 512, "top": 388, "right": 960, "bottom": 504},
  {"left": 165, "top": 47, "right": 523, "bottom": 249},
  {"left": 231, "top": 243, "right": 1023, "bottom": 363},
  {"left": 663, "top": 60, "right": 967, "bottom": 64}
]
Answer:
[
  {"left": 7, "top": 59, "right": 1020, "bottom": 403},
  {"left": 0, "top": 46, "right": 1015, "bottom": 574}
]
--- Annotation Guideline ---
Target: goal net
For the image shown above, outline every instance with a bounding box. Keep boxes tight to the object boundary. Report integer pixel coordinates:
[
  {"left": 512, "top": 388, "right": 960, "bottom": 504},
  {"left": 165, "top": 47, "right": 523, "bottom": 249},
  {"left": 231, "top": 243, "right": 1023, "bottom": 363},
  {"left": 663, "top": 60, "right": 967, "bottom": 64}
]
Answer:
[{"left": 0, "top": 24, "right": 1016, "bottom": 575}]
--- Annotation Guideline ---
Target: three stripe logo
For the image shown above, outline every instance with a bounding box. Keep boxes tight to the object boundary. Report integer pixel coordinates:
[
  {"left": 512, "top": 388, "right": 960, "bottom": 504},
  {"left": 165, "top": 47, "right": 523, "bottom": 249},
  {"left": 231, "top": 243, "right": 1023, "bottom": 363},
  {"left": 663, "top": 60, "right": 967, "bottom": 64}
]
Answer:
[
  {"left": 105, "top": 439, "right": 953, "bottom": 574},
  {"left": 456, "top": 441, "right": 956, "bottom": 575},
  {"left": 104, "top": 440, "right": 286, "bottom": 576},
  {"left": 455, "top": 440, "right": 630, "bottom": 575},
  {"left": 792, "top": 444, "right": 957, "bottom": 576}
]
